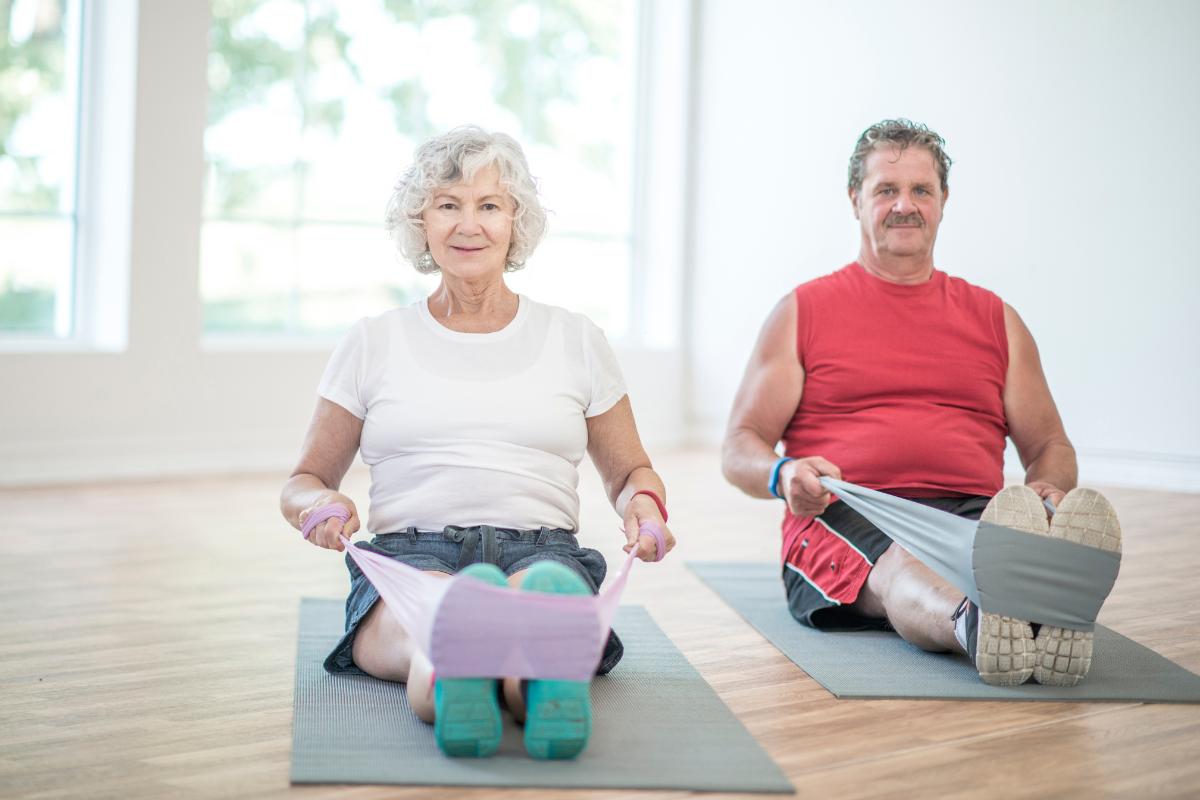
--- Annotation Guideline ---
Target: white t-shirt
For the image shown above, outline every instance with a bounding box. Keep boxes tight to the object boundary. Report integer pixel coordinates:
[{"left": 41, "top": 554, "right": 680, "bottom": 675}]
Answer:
[{"left": 318, "top": 295, "right": 627, "bottom": 534}]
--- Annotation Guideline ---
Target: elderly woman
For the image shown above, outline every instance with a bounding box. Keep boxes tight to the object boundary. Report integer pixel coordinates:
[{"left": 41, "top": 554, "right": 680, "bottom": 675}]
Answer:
[{"left": 280, "top": 126, "right": 674, "bottom": 760}]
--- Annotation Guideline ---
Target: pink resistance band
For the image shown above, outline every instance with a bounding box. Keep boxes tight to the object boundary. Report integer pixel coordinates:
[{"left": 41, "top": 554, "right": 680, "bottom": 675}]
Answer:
[
  {"left": 301, "top": 504, "right": 665, "bottom": 681},
  {"left": 301, "top": 503, "right": 352, "bottom": 540},
  {"left": 622, "top": 520, "right": 667, "bottom": 562}
]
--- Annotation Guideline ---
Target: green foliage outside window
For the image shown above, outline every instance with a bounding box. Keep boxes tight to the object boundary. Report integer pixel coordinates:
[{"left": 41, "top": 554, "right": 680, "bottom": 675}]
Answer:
[
  {"left": 1, "top": 0, "right": 74, "bottom": 334},
  {"left": 0, "top": 0, "right": 67, "bottom": 212},
  {"left": 206, "top": 0, "right": 621, "bottom": 218}
]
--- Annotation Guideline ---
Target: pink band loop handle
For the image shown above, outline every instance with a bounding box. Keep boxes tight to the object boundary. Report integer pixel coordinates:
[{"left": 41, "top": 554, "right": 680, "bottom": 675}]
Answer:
[
  {"left": 302, "top": 503, "right": 351, "bottom": 540},
  {"left": 637, "top": 520, "right": 668, "bottom": 562}
]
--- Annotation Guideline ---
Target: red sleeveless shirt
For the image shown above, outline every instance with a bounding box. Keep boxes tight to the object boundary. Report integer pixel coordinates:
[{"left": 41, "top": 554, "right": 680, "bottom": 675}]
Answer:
[{"left": 781, "top": 263, "right": 1009, "bottom": 586}]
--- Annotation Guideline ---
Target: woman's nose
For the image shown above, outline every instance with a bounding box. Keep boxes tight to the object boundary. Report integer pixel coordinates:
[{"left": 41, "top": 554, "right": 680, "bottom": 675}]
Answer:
[{"left": 457, "top": 206, "right": 483, "bottom": 233}]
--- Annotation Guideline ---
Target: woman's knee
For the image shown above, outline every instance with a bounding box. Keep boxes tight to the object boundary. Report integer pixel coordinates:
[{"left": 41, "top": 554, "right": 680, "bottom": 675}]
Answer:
[{"left": 351, "top": 601, "right": 412, "bottom": 682}]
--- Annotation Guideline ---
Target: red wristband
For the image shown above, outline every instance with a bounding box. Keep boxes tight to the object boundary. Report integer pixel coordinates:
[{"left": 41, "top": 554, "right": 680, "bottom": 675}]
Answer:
[{"left": 631, "top": 490, "right": 668, "bottom": 523}]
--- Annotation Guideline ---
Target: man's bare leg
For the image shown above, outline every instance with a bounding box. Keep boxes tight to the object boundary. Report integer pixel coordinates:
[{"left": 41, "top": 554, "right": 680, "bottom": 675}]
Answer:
[{"left": 847, "top": 543, "right": 965, "bottom": 653}]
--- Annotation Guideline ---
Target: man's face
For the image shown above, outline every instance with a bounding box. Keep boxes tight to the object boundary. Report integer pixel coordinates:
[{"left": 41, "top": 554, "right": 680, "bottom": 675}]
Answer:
[{"left": 850, "top": 145, "right": 947, "bottom": 261}]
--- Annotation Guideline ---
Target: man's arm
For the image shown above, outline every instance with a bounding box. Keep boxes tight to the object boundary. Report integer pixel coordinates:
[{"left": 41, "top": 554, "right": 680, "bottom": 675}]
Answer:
[
  {"left": 1002, "top": 303, "right": 1077, "bottom": 507},
  {"left": 721, "top": 294, "right": 841, "bottom": 516}
]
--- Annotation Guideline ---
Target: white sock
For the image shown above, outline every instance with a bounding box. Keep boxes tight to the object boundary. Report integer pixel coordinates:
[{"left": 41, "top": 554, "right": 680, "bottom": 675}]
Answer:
[{"left": 953, "top": 604, "right": 971, "bottom": 652}]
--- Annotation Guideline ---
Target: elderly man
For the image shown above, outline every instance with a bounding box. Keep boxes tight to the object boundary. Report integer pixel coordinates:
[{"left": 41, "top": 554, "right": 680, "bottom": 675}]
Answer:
[{"left": 721, "top": 119, "right": 1120, "bottom": 687}]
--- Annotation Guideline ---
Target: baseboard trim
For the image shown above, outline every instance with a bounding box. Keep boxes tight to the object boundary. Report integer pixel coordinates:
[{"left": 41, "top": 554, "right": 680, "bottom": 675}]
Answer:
[{"left": 1074, "top": 449, "right": 1200, "bottom": 494}]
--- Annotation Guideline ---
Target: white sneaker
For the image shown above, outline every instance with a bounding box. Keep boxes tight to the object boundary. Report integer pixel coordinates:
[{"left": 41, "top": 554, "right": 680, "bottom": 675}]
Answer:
[
  {"left": 1032, "top": 488, "right": 1122, "bottom": 686},
  {"left": 954, "top": 596, "right": 1036, "bottom": 686},
  {"left": 959, "top": 485, "right": 1051, "bottom": 685}
]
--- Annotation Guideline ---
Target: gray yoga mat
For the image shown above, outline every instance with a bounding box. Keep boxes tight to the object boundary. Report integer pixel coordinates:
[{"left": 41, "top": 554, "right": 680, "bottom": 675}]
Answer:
[
  {"left": 292, "top": 597, "right": 794, "bottom": 792},
  {"left": 689, "top": 562, "right": 1200, "bottom": 704}
]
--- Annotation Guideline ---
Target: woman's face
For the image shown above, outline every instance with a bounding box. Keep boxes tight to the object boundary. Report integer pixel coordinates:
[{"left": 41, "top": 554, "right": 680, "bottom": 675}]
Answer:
[{"left": 422, "top": 165, "right": 514, "bottom": 282}]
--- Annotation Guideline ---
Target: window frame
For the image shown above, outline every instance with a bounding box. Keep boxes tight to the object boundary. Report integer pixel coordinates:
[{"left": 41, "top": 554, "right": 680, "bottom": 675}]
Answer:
[{"left": 0, "top": 0, "right": 137, "bottom": 353}]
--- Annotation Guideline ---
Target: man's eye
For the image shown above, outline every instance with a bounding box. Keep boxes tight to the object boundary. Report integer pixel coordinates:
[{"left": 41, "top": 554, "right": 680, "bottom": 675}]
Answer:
[
  {"left": 915, "top": 188, "right": 927, "bottom": 195},
  {"left": 880, "top": 189, "right": 893, "bottom": 195}
]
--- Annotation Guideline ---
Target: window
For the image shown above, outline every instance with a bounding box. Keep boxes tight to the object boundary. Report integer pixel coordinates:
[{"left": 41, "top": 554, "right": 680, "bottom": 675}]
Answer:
[
  {"left": 202, "top": 0, "right": 637, "bottom": 341},
  {"left": 0, "top": 0, "right": 82, "bottom": 338}
]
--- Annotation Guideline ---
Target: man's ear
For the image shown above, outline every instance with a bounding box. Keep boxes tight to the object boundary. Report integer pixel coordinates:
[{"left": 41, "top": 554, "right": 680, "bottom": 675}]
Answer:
[
  {"left": 941, "top": 185, "right": 949, "bottom": 209},
  {"left": 848, "top": 186, "right": 860, "bottom": 220}
]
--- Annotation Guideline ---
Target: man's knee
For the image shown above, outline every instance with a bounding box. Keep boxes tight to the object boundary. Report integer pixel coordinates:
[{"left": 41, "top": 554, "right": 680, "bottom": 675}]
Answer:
[{"left": 864, "top": 543, "right": 954, "bottom": 612}]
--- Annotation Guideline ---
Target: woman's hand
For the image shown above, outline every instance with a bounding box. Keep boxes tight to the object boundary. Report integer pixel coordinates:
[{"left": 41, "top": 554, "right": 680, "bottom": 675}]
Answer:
[
  {"left": 779, "top": 456, "right": 842, "bottom": 517},
  {"left": 622, "top": 492, "right": 675, "bottom": 562},
  {"left": 298, "top": 491, "right": 362, "bottom": 552}
]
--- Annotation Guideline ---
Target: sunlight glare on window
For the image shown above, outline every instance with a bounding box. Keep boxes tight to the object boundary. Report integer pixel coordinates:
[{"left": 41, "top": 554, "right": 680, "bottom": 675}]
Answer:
[
  {"left": 0, "top": 0, "right": 81, "bottom": 337},
  {"left": 202, "top": 0, "right": 635, "bottom": 338}
]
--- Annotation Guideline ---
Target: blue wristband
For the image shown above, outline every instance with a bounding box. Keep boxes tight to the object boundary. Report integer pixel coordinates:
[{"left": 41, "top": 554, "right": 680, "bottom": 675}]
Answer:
[{"left": 768, "top": 457, "right": 794, "bottom": 499}]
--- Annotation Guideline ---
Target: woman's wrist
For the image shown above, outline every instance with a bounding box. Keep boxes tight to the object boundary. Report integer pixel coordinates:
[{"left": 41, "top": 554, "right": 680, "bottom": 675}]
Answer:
[{"left": 629, "top": 489, "right": 668, "bottom": 523}]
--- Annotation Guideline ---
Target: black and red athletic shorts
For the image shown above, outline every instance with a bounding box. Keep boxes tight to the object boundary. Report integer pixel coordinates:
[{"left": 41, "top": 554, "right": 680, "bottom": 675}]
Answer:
[{"left": 783, "top": 495, "right": 990, "bottom": 631}]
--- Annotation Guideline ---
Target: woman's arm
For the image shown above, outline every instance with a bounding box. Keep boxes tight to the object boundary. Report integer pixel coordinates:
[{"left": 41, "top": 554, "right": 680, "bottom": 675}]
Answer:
[
  {"left": 585, "top": 395, "right": 675, "bottom": 562},
  {"left": 280, "top": 398, "right": 366, "bottom": 552}
]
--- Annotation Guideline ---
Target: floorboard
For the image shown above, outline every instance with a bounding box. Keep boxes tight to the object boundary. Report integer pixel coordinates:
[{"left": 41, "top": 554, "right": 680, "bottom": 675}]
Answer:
[{"left": 1, "top": 449, "right": 1198, "bottom": 798}]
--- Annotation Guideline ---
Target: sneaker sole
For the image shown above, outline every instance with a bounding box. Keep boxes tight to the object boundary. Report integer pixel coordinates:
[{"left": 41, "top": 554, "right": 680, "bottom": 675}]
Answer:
[
  {"left": 521, "top": 562, "right": 593, "bottom": 760},
  {"left": 434, "top": 678, "right": 502, "bottom": 757},
  {"left": 1033, "top": 488, "right": 1122, "bottom": 686},
  {"left": 976, "top": 485, "right": 1043, "bottom": 686},
  {"left": 433, "top": 563, "right": 509, "bottom": 757},
  {"left": 524, "top": 679, "right": 592, "bottom": 759}
]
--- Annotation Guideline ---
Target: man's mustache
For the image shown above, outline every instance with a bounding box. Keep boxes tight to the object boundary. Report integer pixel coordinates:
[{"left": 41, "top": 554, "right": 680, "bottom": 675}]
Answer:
[{"left": 885, "top": 213, "right": 923, "bottom": 227}]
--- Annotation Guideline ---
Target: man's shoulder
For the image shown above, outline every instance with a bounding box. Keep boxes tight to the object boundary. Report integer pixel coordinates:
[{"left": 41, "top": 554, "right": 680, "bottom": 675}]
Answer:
[
  {"left": 939, "top": 270, "right": 1004, "bottom": 307},
  {"left": 792, "top": 263, "right": 858, "bottom": 298}
]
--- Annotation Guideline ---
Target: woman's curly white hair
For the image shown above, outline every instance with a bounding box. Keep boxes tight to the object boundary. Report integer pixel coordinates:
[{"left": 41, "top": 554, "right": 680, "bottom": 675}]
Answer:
[{"left": 385, "top": 125, "right": 548, "bottom": 274}]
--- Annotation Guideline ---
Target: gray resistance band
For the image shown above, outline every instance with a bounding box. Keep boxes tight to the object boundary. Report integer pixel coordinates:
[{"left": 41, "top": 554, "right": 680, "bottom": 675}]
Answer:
[{"left": 820, "top": 478, "right": 1120, "bottom": 631}]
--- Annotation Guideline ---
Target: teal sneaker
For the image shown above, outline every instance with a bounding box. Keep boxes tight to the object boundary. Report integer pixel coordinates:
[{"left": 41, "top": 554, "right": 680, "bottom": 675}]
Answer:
[
  {"left": 520, "top": 561, "right": 593, "bottom": 760},
  {"left": 433, "top": 563, "right": 508, "bottom": 757}
]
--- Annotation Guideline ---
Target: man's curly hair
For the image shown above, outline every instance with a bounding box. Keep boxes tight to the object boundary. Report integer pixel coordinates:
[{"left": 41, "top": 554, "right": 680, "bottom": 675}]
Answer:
[{"left": 848, "top": 119, "right": 952, "bottom": 194}]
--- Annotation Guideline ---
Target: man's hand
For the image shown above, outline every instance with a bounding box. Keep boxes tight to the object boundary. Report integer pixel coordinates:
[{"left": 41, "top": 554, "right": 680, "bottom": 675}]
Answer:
[
  {"left": 1026, "top": 480, "right": 1066, "bottom": 512},
  {"left": 779, "top": 457, "right": 843, "bottom": 517},
  {"left": 298, "top": 491, "right": 361, "bottom": 552}
]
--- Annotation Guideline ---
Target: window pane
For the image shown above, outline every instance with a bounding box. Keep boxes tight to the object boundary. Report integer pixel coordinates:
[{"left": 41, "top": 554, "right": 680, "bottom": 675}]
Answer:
[
  {"left": 203, "top": 0, "right": 635, "bottom": 338},
  {"left": 0, "top": 216, "right": 72, "bottom": 332},
  {"left": 201, "top": 219, "right": 433, "bottom": 333},
  {"left": 0, "top": 0, "right": 81, "bottom": 337}
]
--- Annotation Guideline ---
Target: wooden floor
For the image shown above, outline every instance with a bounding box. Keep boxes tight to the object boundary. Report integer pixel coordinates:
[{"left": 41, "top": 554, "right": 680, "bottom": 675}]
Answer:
[{"left": 3, "top": 449, "right": 1199, "bottom": 799}]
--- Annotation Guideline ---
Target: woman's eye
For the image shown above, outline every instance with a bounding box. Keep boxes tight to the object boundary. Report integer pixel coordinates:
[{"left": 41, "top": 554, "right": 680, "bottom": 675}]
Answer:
[{"left": 482, "top": 203, "right": 499, "bottom": 211}]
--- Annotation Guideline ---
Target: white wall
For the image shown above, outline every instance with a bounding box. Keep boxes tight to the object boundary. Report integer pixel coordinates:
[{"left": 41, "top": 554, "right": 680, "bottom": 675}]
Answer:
[{"left": 686, "top": 0, "right": 1200, "bottom": 491}]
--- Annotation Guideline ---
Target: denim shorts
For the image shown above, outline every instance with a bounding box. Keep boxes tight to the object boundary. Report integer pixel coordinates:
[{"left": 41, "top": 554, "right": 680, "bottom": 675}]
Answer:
[{"left": 323, "top": 525, "right": 611, "bottom": 676}]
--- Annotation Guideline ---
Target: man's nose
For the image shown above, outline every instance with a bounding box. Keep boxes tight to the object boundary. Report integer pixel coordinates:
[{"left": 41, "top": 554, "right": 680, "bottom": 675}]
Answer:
[{"left": 892, "top": 191, "right": 918, "bottom": 213}]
